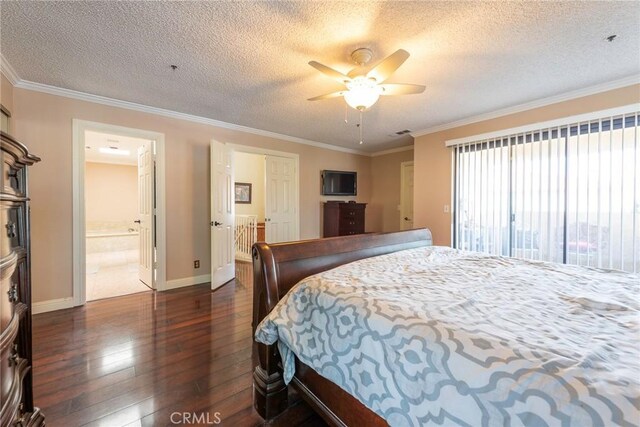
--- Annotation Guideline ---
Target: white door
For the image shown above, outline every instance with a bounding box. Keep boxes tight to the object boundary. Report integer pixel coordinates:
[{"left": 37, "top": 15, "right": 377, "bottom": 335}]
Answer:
[
  {"left": 210, "top": 140, "right": 235, "bottom": 289},
  {"left": 400, "top": 161, "right": 414, "bottom": 230},
  {"left": 137, "top": 142, "right": 154, "bottom": 287},
  {"left": 265, "top": 155, "right": 297, "bottom": 243}
]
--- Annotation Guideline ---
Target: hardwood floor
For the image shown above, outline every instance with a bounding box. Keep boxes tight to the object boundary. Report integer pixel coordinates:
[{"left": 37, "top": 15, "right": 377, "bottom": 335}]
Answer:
[{"left": 31, "top": 262, "right": 324, "bottom": 426}]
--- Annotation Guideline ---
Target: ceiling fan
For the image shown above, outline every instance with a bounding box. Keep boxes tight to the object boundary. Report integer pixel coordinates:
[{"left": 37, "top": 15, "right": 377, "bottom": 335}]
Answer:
[{"left": 307, "top": 48, "right": 425, "bottom": 112}]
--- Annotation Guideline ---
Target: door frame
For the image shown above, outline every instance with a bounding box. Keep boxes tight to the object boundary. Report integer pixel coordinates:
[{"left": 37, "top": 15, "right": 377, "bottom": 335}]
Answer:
[
  {"left": 72, "top": 119, "right": 167, "bottom": 306},
  {"left": 400, "top": 161, "right": 414, "bottom": 230},
  {"left": 227, "top": 144, "right": 300, "bottom": 241}
]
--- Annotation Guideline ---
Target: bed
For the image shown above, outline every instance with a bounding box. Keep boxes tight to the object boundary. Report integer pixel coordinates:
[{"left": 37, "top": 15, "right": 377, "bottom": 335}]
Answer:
[{"left": 251, "top": 229, "right": 639, "bottom": 426}]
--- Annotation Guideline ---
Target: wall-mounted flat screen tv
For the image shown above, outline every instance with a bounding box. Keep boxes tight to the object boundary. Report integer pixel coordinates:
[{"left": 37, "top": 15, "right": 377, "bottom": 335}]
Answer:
[{"left": 321, "top": 170, "right": 357, "bottom": 196}]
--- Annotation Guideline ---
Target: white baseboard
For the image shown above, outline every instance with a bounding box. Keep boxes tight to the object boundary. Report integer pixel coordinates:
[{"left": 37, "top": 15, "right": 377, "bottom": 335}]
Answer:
[
  {"left": 32, "top": 297, "right": 75, "bottom": 315},
  {"left": 32, "top": 276, "right": 211, "bottom": 313},
  {"left": 164, "top": 274, "right": 211, "bottom": 291}
]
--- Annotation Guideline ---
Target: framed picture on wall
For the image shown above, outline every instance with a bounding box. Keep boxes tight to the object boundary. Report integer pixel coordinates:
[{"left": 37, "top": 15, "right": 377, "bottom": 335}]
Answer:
[{"left": 235, "top": 182, "right": 252, "bottom": 204}]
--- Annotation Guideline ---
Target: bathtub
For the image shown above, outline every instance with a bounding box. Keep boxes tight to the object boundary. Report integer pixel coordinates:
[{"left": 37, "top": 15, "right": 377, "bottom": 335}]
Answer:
[{"left": 86, "top": 224, "right": 139, "bottom": 253}]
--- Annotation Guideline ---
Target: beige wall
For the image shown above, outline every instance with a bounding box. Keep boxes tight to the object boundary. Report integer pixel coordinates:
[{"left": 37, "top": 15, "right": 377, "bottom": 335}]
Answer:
[
  {"left": 11, "top": 87, "right": 373, "bottom": 303},
  {"left": 85, "top": 162, "right": 138, "bottom": 227},
  {"left": 234, "top": 152, "right": 265, "bottom": 222},
  {"left": 14, "top": 75, "right": 634, "bottom": 304},
  {"left": 1, "top": 74, "right": 13, "bottom": 113},
  {"left": 414, "top": 84, "right": 640, "bottom": 246},
  {"left": 369, "top": 149, "right": 414, "bottom": 232}
]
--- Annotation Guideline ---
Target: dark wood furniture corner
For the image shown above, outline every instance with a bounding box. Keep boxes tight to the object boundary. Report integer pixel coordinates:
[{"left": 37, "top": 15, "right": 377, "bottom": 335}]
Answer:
[
  {"left": 0, "top": 131, "right": 44, "bottom": 426},
  {"left": 322, "top": 201, "right": 366, "bottom": 238},
  {"left": 251, "top": 229, "right": 432, "bottom": 426}
]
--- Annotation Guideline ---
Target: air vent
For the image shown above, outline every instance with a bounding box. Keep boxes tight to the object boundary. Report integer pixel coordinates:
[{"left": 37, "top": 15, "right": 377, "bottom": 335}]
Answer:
[{"left": 395, "top": 129, "right": 412, "bottom": 135}]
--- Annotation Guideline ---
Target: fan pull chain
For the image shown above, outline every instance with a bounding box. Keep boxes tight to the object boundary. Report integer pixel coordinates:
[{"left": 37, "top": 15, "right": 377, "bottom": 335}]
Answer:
[
  {"left": 344, "top": 104, "right": 348, "bottom": 124},
  {"left": 359, "top": 111, "right": 364, "bottom": 144}
]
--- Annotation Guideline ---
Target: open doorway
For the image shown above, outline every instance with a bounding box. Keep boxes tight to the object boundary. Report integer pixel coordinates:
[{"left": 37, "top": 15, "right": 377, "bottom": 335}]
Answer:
[
  {"left": 231, "top": 150, "right": 299, "bottom": 260},
  {"left": 73, "top": 120, "right": 167, "bottom": 306},
  {"left": 84, "top": 131, "right": 153, "bottom": 300},
  {"left": 234, "top": 152, "right": 266, "bottom": 261}
]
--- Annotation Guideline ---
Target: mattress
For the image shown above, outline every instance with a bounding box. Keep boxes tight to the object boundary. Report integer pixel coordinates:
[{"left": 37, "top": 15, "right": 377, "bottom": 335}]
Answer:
[{"left": 255, "top": 246, "right": 640, "bottom": 426}]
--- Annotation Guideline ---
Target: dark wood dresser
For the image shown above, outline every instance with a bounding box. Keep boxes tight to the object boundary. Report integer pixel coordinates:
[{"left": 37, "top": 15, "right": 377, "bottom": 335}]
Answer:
[
  {"left": 323, "top": 201, "right": 366, "bottom": 237},
  {"left": 0, "top": 131, "right": 44, "bottom": 426}
]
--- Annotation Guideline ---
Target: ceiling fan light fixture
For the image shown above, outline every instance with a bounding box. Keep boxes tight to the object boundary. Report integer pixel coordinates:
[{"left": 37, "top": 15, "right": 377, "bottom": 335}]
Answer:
[
  {"left": 344, "top": 76, "right": 381, "bottom": 111},
  {"left": 308, "top": 48, "right": 423, "bottom": 143}
]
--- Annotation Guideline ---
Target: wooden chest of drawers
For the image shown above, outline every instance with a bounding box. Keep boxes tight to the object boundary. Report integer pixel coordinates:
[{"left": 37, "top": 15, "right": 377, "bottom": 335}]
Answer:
[
  {"left": 0, "top": 131, "right": 44, "bottom": 426},
  {"left": 323, "top": 202, "right": 366, "bottom": 237}
]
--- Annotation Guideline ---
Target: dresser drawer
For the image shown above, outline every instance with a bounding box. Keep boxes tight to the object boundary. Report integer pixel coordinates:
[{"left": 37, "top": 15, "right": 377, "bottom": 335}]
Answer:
[
  {"left": 0, "top": 302, "right": 27, "bottom": 411},
  {"left": 339, "top": 230, "right": 362, "bottom": 236},
  {"left": 0, "top": 342, "right": 19, "bottom": 409},
  {"left": 0, "top": 202, "right": 25, "bottom": 258},
  {"left": 1, "top": 150, "right": 27, "bottom": 198},
  {"left": 0, "top": 256, "right": 28, "bottom": 331},
  {"left": 339, "top": 223, "right": 365, "bottom": 235},
  {"left": 1, "top": 275, "right": 17, "bottom": 332},
  {"left": 0, "top": 344, "right": 29, "bottom": 427},
  {"left": 339, "top": 218, "right": 361, "bottom": 228},
  {"left": 339, "top": 208, "right": 364, "bottom": 221}
]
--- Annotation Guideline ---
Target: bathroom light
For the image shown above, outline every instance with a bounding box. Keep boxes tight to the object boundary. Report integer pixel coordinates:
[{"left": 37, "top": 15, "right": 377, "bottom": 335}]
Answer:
[
  {"left": 343, "top": 76, "right": 381, "bottom": 111},
  {"left": 99, "top": 147, "right": 130, "bottom": 156}
]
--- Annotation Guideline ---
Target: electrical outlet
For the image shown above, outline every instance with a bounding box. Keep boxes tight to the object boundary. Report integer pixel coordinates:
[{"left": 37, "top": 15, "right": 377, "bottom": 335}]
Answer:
[{"left": 194, "top": 260, "right": 200, "bottom": 269}]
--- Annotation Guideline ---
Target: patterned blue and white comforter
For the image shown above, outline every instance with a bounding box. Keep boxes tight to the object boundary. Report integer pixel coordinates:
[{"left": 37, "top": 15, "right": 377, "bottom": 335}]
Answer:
[{"left": 255, "top": 246, "right": 640, "bottom": 426}]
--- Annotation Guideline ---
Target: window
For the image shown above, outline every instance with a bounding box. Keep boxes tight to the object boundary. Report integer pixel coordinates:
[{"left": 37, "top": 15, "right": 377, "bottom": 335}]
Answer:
[{"left": 452, "top": 106, "right": 639, "bottom": 273}]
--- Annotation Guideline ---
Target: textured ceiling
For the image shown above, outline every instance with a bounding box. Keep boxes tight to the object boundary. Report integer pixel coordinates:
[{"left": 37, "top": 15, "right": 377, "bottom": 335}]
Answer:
[{"left": 1, "top": 1, "right": 639, "bottom": 152}]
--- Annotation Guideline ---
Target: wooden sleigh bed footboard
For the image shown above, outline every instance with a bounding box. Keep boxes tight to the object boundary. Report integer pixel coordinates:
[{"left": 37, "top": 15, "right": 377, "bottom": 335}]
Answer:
[{"left": 251, "top": 229, "right": 433, "bottom": 426}]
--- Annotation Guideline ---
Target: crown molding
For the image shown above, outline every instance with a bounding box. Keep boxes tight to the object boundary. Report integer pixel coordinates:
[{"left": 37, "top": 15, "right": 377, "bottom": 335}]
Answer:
[
  {"left": 14, "top": 79, "right": 373, "bottom": 156},
  {"left": 370, "top": 145, "right": 414, "bottom": 157},
  {"left": 1, "top": 53, "right": 370, "bottom": 156},
  {"left": 0, "top": 53, "right": 20, "bottom": 86},
  {"left": 444, "top": 103, "right": 640, "bottom": 147},
  {"left": 411, "top": 74, "right": 640, "bottom": 138}
]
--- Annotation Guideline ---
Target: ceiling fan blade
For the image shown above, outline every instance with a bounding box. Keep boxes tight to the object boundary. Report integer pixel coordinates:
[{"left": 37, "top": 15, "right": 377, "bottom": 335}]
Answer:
[
  {"left": 308, "top": 61, "right": 350, "bottom": 84},
  {"left": 307, "top": 91, "right": 346, "bottom": 101},
  {"left": 366, "top": 49, "right": 410, "bottom": 83},
  {"left": 379, "top": 83, "right": 426, "bottom": 96}
]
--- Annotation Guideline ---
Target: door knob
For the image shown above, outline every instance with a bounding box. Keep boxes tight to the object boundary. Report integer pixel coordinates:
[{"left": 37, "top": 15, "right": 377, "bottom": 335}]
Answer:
[
  {"left": 404, "top": 217, "right": 411, "bottom": 221},
  {"left": 212, "top": 221, "right": 222, "bottom": 226},
  {"left": 134, "top": 220, "right": 141, "bottom": 224}
]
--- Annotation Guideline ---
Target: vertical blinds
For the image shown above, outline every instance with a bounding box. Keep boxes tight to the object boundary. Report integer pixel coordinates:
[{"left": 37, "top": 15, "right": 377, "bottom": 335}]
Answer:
[{"left": 453, "top": 110, "right": 639, "bottom": 273}]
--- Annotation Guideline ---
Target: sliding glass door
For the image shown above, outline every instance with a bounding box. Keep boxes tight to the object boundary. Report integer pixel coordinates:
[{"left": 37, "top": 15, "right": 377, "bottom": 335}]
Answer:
[
  {"left": 453, "top": 110, "right": 639, "bottom": 273},
  {"left": 510, "top": 129, "right": 567, "bottom": 264},
  {"left": 456, "top": 139, "right": 510, "bottom": 255}
]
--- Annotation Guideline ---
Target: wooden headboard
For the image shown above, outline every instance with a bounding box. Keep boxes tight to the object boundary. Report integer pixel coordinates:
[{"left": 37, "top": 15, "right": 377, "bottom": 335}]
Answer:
[{"left": 251, "top": 228, "right": 433, "bottom": 421}]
